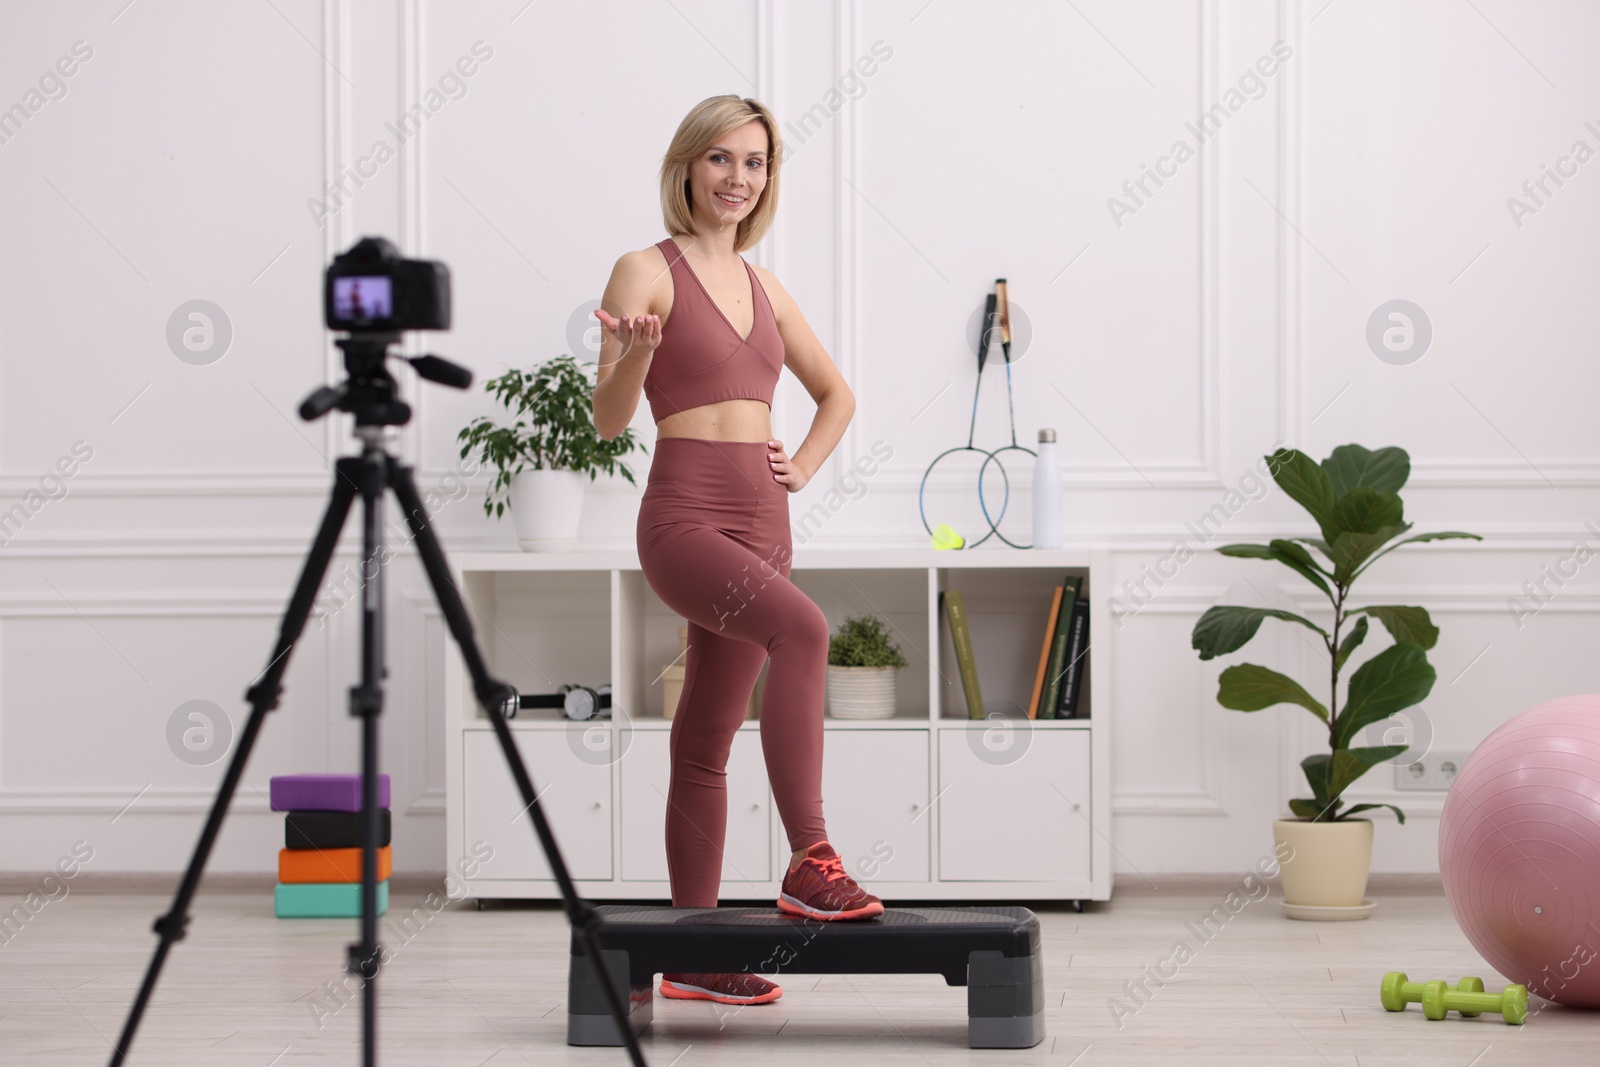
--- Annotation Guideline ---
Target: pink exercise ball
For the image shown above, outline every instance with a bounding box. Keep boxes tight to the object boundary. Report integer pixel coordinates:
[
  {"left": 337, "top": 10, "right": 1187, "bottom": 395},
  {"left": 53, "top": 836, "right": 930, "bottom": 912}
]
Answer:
[{"left": 1439, "top": 694, "right": 1600, "bottom": 1007}]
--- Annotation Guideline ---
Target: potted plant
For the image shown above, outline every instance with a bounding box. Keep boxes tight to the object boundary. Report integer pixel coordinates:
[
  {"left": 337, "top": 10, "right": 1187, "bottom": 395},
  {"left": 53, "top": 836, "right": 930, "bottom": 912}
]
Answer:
[
  {"left": 456, "top": 355, "right": 646, "bottom": 551},
  {"left": 1190, "top": 444, "right": 1479, "bottom": 918},
  {"left": 826, "top": 614, "right": 909, "bottom": 720}
]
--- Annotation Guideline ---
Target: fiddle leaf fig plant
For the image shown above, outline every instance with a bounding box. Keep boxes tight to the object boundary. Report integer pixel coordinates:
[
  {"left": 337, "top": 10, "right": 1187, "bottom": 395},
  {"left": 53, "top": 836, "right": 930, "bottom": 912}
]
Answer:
[
  {"left": 1191, "top": 445, "right": 1481, "bottom": 824},
  {"left": 456, "top": 354, "right": 647, "bottom": 518}
]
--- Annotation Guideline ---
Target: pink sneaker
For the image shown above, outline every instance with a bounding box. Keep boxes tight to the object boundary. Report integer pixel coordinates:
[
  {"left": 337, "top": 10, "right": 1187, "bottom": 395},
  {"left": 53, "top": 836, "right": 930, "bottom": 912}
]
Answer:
[
  {"left": 659, "top": 971, "right": 782, "bottom": 1004},
  {"left": 778, "top": 841, "right": 884, "bottom": 920}
]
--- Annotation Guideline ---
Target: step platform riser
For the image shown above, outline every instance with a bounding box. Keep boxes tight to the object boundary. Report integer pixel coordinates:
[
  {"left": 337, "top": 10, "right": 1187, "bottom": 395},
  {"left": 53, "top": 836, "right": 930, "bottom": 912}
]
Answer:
[{"left": 565, "top": 906, "right": 1046, "bottom": 1050}]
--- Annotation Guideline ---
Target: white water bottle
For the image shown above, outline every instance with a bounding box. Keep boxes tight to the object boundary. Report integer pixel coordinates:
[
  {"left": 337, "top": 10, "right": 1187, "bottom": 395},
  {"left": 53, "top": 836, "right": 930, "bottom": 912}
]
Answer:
[{"left": 1033, "top": 429, "right": 1062, "bottom": 549}]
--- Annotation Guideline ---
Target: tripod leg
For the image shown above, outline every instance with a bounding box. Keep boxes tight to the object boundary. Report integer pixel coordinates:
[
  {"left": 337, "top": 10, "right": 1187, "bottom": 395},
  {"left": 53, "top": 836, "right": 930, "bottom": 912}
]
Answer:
[
  {"left": 388, "top": 462, "right": 649, "bottom": 1067},
  {"left": 349, "top": 448, "right": 387, "bottom": 1067},
  {"left": 109, "top": 458, "right": 361, "bottom": 1067}
]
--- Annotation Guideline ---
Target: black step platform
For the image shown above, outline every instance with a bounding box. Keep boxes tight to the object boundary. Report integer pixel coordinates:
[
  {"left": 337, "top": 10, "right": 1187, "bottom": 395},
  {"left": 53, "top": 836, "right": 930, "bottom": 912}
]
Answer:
[{"left": 567, "top": 904, "right": 1044, "bottom": 1049}]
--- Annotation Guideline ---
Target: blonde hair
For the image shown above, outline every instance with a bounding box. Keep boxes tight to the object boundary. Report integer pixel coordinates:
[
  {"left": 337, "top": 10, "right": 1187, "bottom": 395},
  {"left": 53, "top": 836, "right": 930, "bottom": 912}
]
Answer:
[{"left": 660, "top": 95, "right": 782, "bottom": 253}]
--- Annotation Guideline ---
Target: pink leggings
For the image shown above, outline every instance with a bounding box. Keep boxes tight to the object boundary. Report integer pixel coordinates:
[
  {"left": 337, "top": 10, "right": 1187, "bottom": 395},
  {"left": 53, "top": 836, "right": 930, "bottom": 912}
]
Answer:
[{"left": 636, "top": 437, "right": 829, "bottom": 906}]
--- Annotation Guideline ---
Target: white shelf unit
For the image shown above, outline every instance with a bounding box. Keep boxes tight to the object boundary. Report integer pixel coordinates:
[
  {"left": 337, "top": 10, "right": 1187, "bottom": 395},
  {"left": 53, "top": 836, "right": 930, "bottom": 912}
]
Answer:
[{"left": 443, "top": 547, "right": 1112, "bottom": 905}]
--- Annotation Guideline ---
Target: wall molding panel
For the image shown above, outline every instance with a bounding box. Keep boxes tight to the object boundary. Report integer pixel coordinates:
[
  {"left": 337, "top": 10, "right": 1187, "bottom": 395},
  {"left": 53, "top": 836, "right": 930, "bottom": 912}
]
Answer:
[{"left": 1109, "top": 587, "right": 1230, "bottom": 819}]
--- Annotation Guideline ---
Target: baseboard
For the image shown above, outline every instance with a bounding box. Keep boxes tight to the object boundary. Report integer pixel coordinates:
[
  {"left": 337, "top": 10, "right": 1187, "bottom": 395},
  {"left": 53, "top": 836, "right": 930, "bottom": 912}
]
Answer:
[
  {"left": 0, "top": 871, "right": 456, "bottom": 895},
  {"left": 1, "top": 869, "right": 1445, "bottom": 898},
  {"left": 1111, "top": 871, "right": 1443, "bottom": 895}
]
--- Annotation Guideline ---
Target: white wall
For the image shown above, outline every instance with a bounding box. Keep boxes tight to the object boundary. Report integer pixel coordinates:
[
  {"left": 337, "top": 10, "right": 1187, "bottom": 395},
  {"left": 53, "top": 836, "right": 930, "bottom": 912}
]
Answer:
[{"left": 1, "top": 0, "right": 1594, "bottom": 875}]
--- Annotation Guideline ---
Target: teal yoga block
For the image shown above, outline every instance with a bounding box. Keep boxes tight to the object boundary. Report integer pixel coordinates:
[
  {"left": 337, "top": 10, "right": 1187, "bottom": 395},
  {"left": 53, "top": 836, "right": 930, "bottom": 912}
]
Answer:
[{"left": 275, "top": 880, "right": 389, "bottom": 918}]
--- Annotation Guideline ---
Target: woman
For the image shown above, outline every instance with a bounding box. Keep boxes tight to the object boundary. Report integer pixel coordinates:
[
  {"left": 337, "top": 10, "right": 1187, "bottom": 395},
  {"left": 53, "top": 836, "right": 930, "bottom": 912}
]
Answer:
[{"left": 591, "top": 95, "right": 880, "bottom": 1007}]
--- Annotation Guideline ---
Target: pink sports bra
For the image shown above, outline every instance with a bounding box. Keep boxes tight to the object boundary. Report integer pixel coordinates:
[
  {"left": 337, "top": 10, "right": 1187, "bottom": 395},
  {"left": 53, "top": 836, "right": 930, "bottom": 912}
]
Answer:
[{"left": 643, "top": 237, "right": 784, "bottom": 423}]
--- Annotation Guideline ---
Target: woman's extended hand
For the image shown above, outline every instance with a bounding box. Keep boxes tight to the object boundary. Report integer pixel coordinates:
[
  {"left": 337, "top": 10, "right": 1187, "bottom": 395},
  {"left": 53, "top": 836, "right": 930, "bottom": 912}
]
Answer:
[
  {"left": 768, "top": 438, "right": 808, "bottom": 492},
  {"left": 594, "top": 307, "right": 662, "bottom": 361}
]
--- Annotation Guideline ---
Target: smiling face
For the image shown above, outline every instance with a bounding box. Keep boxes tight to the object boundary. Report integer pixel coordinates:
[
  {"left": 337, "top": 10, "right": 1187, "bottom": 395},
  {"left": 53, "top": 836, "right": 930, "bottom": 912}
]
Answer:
[{"left": 687, "top": 119, "right": 769, "bottom": 231}]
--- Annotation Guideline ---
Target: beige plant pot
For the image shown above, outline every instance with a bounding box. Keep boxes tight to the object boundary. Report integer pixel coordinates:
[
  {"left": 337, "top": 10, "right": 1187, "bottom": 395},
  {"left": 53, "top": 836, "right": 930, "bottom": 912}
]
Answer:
[
  {"left": 826, "top": 665, "right": 899, "bottom": 719},
  {"left": 1272, "top": 818, "right": 1374, "bottom": 910}
]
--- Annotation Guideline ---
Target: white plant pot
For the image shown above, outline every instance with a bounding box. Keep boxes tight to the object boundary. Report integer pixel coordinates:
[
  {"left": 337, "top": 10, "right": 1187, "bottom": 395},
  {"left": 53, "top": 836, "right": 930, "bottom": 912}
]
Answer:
[
  {"left": 1272, "top": 817, "right": 1374, "bottom": 916},
  {"left": 508, "top": 469, "right": 587, "bottom": 552},
  {"left": 826, "top": 665, "right": 899, "bottom": 719}
]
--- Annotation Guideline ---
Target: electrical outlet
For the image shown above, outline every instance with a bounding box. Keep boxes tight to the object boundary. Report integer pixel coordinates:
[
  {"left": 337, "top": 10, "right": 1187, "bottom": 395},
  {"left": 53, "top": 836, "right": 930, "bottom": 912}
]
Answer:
[
  {"left": 1434, "top": 752, "right": 1468, "bottom": 787},
  {"left": 1394, "top": 750, "right": 1473, "bottom": 791},
  {"left": 1394, "top": 759, "right": 1431, "bottom": 790}
]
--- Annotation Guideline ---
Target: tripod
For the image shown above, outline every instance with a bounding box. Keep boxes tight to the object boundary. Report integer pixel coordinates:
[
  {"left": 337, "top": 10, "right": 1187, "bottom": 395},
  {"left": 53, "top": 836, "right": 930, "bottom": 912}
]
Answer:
[{"left": 110, "top": 335, "right": 647, "bottom": 1066}]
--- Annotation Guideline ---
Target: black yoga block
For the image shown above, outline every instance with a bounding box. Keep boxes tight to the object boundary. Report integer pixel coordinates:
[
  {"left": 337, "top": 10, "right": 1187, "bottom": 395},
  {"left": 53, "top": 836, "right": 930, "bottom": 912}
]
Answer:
[{"left": 285, "top": 809, "right": 391, "bottom": 850}]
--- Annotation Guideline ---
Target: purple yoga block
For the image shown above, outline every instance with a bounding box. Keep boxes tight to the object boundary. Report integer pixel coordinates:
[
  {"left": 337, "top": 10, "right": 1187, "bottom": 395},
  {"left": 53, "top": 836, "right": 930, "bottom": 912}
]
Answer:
[{"left": 269, "top": 774, "right": 390, "bottom": 813}]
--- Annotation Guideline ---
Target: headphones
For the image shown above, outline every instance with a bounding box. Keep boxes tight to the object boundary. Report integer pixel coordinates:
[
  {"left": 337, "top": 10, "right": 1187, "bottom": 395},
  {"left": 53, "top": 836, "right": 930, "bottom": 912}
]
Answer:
[{"left": 501, "top": 684, "right": 612, "bottom": 722}]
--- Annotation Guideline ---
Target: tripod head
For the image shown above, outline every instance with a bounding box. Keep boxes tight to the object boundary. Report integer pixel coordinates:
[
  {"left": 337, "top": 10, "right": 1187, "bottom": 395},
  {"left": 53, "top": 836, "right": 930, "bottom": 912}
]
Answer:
[{"left": 299, "top": 335, "right": 472, "bottom": 427}]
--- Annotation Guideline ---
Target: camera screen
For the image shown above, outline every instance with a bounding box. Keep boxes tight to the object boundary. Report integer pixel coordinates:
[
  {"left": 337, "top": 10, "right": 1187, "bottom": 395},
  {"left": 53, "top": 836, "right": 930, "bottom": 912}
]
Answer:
[{"left": 332, "top": 276, "right": 393, "bottom": 322}]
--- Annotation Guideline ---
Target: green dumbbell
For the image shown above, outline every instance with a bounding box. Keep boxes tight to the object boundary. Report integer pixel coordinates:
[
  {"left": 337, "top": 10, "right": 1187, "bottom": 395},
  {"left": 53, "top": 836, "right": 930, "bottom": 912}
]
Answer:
[{"left": 1380, "top": 972, "right": 1528, "bottom": 1025}]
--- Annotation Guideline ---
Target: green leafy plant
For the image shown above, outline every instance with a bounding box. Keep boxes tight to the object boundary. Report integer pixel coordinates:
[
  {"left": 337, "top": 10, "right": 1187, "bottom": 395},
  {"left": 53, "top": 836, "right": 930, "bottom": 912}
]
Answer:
[
  {"left": 828, "top": 614, "right": 909, "bottom": 668},
  {"left": 1190, "top": 445, "right": 1481, "bottom": 824},
  {"left": 456, "top": 355, "right": 647, "bottom": 518}
]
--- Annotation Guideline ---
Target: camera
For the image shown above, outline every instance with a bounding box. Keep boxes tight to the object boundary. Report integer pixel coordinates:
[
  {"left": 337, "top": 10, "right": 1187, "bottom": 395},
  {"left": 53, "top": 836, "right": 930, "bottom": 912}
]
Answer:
[
  {"left": 324, "top": 235, "right": 451, "bottom": 333},
  {"left": 301, "top": 236, "right": 470, "bottom": 428}
]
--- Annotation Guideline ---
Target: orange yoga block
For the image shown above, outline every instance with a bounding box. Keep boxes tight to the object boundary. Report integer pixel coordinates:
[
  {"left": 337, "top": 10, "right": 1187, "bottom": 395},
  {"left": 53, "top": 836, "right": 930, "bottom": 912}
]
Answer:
[{"left": 278, "top": 844, "right": 392, "bottom": 885}]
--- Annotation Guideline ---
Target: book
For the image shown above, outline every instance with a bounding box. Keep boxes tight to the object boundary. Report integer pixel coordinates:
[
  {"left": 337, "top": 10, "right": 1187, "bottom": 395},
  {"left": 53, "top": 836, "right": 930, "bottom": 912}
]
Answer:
[
  {"left": 941, "top": 588, "right": 985, "bottom": 720},
  {"left": 1025, "top": 586, "right": 1064, "bottom": 720},
  {"left": 1056, "top": 597, "right": 1090, "bottom": 718},
  {"left": 1038, "top": 575, "right": 1081, "bottom": 720}
]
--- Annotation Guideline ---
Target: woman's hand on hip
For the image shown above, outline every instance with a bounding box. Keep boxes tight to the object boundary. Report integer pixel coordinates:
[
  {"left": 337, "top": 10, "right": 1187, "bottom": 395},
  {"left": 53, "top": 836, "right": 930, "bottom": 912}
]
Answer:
[
  {"left": 594, "top": 308, "right": 662, "bottom": 361},
  {"left": 768, "top": 439, "right": 808, "bottom": 492}
]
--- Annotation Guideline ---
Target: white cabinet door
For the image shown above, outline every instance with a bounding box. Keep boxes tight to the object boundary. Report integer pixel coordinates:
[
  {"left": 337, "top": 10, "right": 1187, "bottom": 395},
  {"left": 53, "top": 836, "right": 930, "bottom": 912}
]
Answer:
[
  {"left": 619, "top": 729, "right": 771, "bottom": 885},
  {"left": 819, "top": 730, "right": 930, "bottom": 883},
  {"left": 462, "top": 729, "right": 612, "bottom": 881},
  {"left": 937, "top": 727, "right": 1092, "bottom": 881}
]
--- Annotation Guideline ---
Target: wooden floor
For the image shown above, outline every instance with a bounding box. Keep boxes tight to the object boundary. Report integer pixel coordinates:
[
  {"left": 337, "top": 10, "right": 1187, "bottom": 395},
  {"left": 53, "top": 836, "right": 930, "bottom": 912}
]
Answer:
[{"left": 1, "top": 876, "right": 1591, "bottom": 1065}]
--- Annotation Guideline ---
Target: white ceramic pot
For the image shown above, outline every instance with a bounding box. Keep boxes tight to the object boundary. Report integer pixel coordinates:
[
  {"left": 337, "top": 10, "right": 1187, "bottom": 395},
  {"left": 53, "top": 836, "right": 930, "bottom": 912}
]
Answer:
[
  {"left": 508, "top": 469, "right": 587, "bottom": 551},
  {"left": 826, "top": 665, "right": 899, "bottom": 719},
  {"left": 1272, "top": 817, "right": 1374, "bottom": 911}
]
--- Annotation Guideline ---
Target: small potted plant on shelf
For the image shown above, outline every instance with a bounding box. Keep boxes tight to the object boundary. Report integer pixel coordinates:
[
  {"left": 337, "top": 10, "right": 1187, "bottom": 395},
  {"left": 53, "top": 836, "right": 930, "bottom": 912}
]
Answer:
[
  {"left": 1190, "top": 444, "right": 1479, "bottom": 920},
  {"left": 456, "top": 355, "right": 647, "bottom": 551},
  {"left": 826, "top": 614, "right": 909, "bottom": 719}
]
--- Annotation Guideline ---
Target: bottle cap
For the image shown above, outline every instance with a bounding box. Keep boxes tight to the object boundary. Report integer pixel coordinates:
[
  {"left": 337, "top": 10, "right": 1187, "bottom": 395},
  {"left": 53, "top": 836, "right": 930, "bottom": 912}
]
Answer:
[{"left": 1038, "top": 428, "right": 1056, "bottom": 443}]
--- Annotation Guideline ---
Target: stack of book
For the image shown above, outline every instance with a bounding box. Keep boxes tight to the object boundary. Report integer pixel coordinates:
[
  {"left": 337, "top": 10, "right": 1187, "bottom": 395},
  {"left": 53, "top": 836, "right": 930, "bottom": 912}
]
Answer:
[
  {"left": 941, "top": 575, "right": 1089, "bottom": 720},
  {"left": 269, "top": 773, "right": 392, "bottom": 918}
]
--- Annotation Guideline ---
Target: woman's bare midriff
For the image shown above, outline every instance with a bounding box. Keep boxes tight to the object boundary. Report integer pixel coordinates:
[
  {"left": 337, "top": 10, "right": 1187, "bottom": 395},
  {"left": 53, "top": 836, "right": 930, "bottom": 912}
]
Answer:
[{"left": 656, "top": 398, "right": 773, "bottom": 443}]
